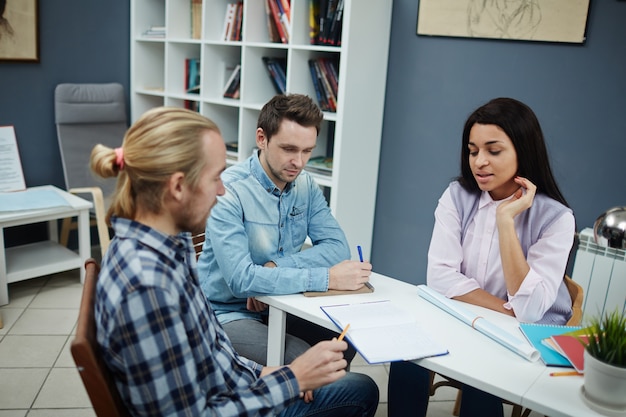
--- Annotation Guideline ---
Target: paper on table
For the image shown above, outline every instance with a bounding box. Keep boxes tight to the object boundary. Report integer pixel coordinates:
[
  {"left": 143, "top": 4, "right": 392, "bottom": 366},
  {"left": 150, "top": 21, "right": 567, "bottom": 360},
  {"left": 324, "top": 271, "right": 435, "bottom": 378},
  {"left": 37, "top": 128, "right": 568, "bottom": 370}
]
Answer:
[
  {"left": 0, "top": 188, "right": 70, "bottom": 212},
  {"left": 320, "top": 300, "right": 449, "bottom": 364},
  {"left": 417, "top": 285, "right": 540, "bottom": 362}
]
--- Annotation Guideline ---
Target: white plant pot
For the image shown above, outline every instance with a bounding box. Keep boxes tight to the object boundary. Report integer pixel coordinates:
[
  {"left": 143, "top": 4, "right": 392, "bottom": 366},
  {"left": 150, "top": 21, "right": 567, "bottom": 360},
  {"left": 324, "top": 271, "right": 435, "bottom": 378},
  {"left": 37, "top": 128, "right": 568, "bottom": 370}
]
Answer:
[{"left": 581, "top": 349, "right": 626, "bottom": 416}]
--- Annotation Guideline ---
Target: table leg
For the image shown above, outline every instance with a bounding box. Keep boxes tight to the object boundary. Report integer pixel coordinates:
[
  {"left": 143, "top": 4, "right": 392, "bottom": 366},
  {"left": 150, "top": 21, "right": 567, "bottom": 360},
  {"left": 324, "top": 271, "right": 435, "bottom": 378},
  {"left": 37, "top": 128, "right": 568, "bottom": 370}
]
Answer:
[
  {"left": 47, "top": 218, "right": 59, "bottom": 243},
  {"left": 0, "top": 227, "right": 7, "bottom": 306},
  {"left": 77, "top": 209, "right": 91, "bottom": 283},
  {"left": 266, "top": 305, "right": 287, "bottom": 366}
]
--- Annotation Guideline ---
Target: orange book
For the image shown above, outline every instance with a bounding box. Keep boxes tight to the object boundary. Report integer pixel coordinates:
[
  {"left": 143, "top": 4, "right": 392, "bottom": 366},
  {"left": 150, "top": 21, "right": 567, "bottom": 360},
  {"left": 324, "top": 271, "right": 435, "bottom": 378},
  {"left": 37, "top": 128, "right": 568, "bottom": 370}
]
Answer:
[{"left": 550, "top": 334, "right": 589, "bottom": 373}]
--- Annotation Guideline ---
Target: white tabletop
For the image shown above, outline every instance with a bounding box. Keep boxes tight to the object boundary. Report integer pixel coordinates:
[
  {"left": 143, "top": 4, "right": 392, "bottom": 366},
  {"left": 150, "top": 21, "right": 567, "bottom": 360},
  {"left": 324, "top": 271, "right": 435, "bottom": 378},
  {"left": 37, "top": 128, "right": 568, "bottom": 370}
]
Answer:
[
  {"left": 0, "top": 185, "right": 92, "bottom": 224},
  {"left": 257, "top": 272, "right": 600, "bottom": 417}
]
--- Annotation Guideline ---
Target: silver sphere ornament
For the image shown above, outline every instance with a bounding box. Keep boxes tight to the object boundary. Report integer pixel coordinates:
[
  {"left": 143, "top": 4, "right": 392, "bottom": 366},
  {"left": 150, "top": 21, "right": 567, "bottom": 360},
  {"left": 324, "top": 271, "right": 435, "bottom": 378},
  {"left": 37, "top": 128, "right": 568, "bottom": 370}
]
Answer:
[{"left": 593, "top": 207, "right": 626, "bottom": 249}]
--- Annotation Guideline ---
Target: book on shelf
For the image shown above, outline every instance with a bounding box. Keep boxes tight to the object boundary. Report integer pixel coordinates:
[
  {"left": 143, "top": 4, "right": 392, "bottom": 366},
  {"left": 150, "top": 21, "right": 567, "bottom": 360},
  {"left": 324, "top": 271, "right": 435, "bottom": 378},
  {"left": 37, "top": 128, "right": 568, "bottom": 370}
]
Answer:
[
  {"left": 191, "top": 0, "right": 202, "bottom": 39},
  {"left": 262, "top": 57, "right": 287, "bottom": 95},
  {"left": 185, "top": 58, "right": 201, "bottom": 94},
  {"left": 518, "top": 322, "right": 583, "bottom": 367},
  {"left": 223, "top": 64, "right": 241, "bottom": 99},
  {"left": 308, "top": 59, "right": 336, "bottom": 112},
  {"left": 418, "top": 285, "right": 541, "bottom": 362},
  {"left": 266, "top": 0, "right": 288, "bottom": 43},
  {"left": 308, "top": 60, "right": 328, "bottom": 111},
  {"left": 327, "top": 0, "right": 343, "bottom": 45},
  {"left": 225, "top": 141, "right": 239, "bottom": 153},
  {"left": 233, "top": 1, "right": 244, "bottom": 41},
  {"left": 221, "top": 3, "right": 238, "bottom": 41},
  {"left": 320, "top": 57, "right": 339, "bottom": 97},
  {"left": 184, "top": 100, "right": 199, "bottom": 112},
  {"left": 308, "top": 0, "right": 320, "bottom": 44},
  {"left": 320, "top": 300, "right": 449, "bottom": 364},
  {"left": 264, "top": 0, "right": 281, "bottom": 42},
  {"left": 311, "top": 0, "right": 343, "bottom": 45},
  {"left": 275, "top": 0, "right": 291, "bottom": 42},
  {"left": 305, "top": 156, "right": 333, "bottom": 175}
]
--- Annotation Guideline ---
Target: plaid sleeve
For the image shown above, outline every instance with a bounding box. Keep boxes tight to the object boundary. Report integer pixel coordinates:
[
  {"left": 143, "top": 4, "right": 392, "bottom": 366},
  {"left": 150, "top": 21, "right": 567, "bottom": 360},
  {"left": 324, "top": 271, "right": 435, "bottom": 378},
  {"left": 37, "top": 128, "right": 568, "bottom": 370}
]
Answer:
[{"left": 109, "top": 286, "right": 299, "bottom": 416}]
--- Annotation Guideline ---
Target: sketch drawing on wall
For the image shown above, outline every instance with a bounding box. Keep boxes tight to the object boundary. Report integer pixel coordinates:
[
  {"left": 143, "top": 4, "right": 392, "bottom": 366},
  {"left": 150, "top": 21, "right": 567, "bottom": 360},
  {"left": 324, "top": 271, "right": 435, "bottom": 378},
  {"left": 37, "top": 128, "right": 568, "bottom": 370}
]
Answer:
[
  {"left": 417, "top": 0, "right": 590, "bottom": 44},
  {"left": 0, "top": 0, "right": 38, "bottom": 62},
  {"left": 467, "top": 0, "right": 542, "bottom": 39}
]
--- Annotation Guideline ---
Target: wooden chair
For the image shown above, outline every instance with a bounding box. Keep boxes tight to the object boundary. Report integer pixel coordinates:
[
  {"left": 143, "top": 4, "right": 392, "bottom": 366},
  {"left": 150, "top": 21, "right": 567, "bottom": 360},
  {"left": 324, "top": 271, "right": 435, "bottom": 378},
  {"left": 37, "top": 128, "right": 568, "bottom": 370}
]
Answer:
[
  {"left": 564, "top": 274, "right": 584, "bottom": 326},
  {"left": 192, "top": 232, "right": 205, "bottom": 260},
  {"left": 71, "top": 258, "right": 130, "bottom": 417},
  {"left": 429, "top": 274, "right": 585, "bottom": 417}
]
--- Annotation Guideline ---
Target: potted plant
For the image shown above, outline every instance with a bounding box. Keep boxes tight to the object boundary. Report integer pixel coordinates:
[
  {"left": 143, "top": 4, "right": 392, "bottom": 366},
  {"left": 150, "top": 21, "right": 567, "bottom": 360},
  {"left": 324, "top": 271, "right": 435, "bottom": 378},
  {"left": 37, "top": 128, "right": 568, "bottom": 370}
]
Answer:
[{"left": 580, "top": 308, "right": 626, "bottom": 416}]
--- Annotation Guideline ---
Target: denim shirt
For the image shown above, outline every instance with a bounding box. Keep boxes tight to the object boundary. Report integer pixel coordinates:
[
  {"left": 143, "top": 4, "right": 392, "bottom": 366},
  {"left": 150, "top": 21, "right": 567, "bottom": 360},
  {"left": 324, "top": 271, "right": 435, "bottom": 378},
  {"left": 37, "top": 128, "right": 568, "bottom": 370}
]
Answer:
[{"left": 198, "top": 152, "right": 350, "bottom": 324}]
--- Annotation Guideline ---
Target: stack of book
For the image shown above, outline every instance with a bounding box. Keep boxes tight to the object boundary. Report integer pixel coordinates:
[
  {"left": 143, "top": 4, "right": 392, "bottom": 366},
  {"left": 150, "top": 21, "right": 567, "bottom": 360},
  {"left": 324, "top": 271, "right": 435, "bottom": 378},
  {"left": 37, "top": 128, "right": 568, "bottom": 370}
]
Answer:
[
  {"left": 142, "top": 25, "right": 165, "bottom": 38},
  {"left": 305, "top": 156, "right": 333, "bottom": 175},
  {"left": 308, "top": 57, "right": 338, "bottom": 112},
  {"left": 222, "top": 1, "right": 244, "bottom": 41},
  {"left": 264, "top": 0, "right": 290, "bottom": 43},
  {"left": 309, "top": 0, "right": 344, "bottom": 45},
  {"left": 262, "top": 57, "right": 287, "bottom": 95}
]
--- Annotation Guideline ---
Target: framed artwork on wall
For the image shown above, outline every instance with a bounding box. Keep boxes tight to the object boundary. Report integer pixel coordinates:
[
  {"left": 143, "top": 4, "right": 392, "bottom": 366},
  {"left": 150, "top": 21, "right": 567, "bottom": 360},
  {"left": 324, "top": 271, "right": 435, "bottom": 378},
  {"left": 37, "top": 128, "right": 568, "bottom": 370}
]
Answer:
[
  {"left": 0, "top": 0, "right": 39, "bottom": 62},
  {"left": 417, "top": 0, "right": 591, "bottom": 44}
]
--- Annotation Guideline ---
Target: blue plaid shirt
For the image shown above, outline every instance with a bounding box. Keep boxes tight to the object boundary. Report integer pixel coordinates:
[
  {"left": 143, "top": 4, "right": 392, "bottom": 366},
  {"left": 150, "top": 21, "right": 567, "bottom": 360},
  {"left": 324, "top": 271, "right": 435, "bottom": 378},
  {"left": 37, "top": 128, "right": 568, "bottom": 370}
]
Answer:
[{"left": 96, "top": 217, "right": 301, "bottom": 416}]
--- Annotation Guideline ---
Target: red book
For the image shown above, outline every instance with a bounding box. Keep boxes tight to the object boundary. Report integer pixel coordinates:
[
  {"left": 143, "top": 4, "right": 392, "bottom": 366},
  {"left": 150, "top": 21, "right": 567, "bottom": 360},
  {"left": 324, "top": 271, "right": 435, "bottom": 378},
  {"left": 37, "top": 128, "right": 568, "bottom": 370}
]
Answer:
[
  {"left": 550, "top": 334, "right": 589, "bottom": 373},
  {"left": 267, "top": 0, "right": 287, "bottom": 43}
]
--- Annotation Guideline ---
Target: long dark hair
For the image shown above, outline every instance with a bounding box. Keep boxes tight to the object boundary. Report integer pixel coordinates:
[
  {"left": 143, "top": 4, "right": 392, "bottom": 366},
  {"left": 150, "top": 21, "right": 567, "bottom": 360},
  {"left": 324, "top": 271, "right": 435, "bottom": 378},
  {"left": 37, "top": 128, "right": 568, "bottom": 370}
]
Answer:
[{"left": 457, "top": 97, "right": 569, "bottom": 207}]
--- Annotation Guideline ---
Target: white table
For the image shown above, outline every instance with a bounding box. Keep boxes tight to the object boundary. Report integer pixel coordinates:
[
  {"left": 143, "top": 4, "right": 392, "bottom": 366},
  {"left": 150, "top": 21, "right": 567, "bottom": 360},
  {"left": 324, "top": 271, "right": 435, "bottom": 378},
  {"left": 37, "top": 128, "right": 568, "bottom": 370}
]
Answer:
[
  {"left": 256, "top": 272, "right": 601, "bottom": 417},
  {"left": 0, "top": 186, "right": 92, "bottom": 306}
]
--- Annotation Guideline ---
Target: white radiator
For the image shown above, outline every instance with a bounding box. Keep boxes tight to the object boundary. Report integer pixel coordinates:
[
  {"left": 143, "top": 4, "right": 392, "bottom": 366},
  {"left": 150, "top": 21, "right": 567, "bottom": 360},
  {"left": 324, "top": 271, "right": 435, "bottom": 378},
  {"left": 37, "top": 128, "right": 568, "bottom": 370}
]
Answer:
[{"left": 571, "top": 228, "right": 626, "bottom": 320}]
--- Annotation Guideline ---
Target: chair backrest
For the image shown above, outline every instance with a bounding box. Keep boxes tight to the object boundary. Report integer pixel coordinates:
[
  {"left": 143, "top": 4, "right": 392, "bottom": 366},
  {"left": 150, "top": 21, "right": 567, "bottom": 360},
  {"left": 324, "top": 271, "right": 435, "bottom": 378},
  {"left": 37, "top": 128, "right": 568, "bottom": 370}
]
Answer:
[
  {"left": 192, "top": 232, "right": 205, "bottom": 261},
  {"left": 55, "top": 83, "right": 128, "bottom": 198},
  {"left": 71, "top": 258, "right": 130, "bottom": 417},
  {"left": 564, "top": 274, "right": 584, "bottom": 326}
]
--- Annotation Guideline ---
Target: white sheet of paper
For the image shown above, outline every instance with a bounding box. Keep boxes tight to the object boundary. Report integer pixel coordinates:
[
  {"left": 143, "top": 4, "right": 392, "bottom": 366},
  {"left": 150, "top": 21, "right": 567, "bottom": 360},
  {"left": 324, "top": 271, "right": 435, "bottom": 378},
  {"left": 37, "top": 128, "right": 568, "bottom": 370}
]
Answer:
[{"left": 0, "top": 126, "right": 26, "bottom": 192}]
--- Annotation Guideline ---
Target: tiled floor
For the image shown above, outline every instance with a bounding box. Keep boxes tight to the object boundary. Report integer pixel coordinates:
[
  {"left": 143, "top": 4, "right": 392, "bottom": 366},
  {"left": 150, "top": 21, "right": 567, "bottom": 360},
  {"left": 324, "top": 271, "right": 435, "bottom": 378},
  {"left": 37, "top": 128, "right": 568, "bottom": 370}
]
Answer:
[{"left": 0, "top": 267, "right": 542, "bottom": 417}]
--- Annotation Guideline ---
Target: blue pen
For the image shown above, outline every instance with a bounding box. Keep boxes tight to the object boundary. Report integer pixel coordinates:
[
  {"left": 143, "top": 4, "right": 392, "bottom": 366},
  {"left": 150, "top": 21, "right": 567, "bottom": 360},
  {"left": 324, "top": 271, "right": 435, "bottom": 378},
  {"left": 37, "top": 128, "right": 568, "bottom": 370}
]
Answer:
[{"left": 357, "top": 245, "right": 374, "bottom": 291}]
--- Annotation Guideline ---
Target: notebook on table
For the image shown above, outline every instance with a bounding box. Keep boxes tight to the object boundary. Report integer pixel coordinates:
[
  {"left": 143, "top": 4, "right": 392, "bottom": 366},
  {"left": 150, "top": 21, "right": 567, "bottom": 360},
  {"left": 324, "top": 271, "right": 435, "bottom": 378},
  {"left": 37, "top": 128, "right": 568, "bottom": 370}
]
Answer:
[{"left": 518, "top": 323, "right": 583, "bottom": 367}]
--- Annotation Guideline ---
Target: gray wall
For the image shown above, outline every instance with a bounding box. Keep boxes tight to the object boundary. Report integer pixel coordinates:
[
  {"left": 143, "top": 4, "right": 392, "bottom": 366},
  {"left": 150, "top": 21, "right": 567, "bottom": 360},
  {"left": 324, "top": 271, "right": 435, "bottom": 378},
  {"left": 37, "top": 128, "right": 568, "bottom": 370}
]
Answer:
[
  {"left": 372, "top": 0, "right": 626, "bottom": 284},
  {"left": 1, "top": 1, "right": 624, "bottom": 281},
  {"left": 0, "top": 1, "right": 129, "bottom": 245}
]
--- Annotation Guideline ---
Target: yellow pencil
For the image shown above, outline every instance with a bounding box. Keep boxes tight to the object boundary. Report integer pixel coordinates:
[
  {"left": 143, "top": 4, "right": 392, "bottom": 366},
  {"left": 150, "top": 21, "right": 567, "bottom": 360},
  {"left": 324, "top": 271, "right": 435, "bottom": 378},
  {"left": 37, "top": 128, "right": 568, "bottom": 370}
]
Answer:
[
  {"left": 549, "top": 371, "right": 581, "bottom": 377},
  {"left": 337, "top": 323, "right": 351, "bottom": 341}
]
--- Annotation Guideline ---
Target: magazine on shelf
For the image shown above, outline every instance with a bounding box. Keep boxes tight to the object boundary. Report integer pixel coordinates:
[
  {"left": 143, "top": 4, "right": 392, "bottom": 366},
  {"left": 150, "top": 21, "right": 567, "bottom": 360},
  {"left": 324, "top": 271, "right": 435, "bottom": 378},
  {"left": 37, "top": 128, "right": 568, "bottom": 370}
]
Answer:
[{"left": 305, "top": 156, "right": 333, "bottom": 175}]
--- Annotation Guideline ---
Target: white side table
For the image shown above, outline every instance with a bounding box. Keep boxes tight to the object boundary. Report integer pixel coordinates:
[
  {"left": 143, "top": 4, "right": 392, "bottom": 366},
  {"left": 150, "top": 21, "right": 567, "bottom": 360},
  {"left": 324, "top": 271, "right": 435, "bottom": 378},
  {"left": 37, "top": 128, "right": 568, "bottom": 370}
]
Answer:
[{"left": 0, "top": 185, "right": 92, "bottom": 306}]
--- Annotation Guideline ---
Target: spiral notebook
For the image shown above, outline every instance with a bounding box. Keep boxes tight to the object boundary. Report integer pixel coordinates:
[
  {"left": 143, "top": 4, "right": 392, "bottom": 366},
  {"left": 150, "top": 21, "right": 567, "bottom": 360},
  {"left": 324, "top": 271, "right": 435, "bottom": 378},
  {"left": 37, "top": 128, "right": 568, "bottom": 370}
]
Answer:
[{"left": 518, "top": 323, "right": 583, "bottom": 367}]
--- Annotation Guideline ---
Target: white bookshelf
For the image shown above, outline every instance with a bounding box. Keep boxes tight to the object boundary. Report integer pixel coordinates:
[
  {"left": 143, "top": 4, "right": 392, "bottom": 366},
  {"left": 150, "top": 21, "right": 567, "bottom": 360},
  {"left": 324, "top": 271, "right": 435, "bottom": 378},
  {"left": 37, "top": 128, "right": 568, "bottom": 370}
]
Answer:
[{"left": 130, "top": 0, "right": 393, "bottom": 259}]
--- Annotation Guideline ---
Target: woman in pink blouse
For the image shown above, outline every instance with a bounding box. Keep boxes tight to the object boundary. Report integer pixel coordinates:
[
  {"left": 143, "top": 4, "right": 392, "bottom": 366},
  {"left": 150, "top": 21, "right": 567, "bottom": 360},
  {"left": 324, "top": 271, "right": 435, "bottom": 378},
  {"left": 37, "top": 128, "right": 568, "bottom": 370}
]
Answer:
[{"left": 389, "top": 97, "right": 575, "bottom": 417}]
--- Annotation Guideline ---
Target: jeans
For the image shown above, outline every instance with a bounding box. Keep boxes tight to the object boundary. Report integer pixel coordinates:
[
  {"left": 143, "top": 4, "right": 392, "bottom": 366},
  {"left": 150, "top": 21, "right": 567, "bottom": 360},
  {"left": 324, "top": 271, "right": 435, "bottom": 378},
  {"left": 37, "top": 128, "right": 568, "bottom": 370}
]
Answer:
[
  {"left": 387, "top": 361, "right": 504, "bottom": 417},
  {"left": 279, "top": 372, "right": 379, "bottom": 417}
]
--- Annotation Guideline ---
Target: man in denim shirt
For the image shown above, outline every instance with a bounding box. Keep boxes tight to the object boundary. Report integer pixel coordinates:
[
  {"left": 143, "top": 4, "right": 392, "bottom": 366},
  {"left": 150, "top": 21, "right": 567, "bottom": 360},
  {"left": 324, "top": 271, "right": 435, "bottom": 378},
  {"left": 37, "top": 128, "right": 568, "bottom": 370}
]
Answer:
[{"left": 198, "top": 94, "right": 373, "bottom": 365}]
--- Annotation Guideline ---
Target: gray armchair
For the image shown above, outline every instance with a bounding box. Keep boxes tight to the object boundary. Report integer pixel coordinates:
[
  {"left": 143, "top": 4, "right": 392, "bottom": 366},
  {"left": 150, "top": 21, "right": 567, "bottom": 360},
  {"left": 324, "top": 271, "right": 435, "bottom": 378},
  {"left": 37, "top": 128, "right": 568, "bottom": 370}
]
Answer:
[{"left": 54, "top": 83, "right": 128, "bottom": 258}]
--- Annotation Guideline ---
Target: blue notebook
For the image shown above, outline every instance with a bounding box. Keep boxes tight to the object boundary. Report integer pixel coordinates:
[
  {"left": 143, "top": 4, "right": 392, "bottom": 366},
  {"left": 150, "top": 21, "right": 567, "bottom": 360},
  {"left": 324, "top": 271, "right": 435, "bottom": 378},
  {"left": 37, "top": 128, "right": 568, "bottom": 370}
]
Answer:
[{"left": 519, "top": 323, "right": 583, "bottom": 367}]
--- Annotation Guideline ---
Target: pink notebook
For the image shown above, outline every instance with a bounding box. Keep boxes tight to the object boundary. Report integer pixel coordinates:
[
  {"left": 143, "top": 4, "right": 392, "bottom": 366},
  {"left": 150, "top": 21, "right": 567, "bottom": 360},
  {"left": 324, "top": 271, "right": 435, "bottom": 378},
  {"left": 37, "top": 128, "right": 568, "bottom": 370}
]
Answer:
[{"left": 550, "top": 334, "right": 588, "bottom": 373}]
